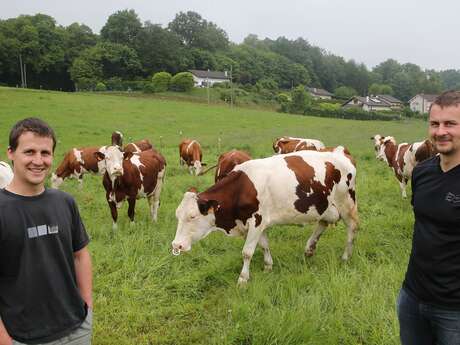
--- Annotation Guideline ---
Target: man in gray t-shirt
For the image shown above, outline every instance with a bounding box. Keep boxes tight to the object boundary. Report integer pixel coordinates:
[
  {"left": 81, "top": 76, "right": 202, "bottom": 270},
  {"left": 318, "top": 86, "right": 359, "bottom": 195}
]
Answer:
[{"left": 0, "top": 118, "right": 93, "bottom": 345}]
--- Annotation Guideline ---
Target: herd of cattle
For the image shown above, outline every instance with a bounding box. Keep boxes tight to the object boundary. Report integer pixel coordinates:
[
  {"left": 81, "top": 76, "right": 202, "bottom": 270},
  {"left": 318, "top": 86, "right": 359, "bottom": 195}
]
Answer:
[{"left": 0, "top": 134, "right": 437, "bottom": 283}]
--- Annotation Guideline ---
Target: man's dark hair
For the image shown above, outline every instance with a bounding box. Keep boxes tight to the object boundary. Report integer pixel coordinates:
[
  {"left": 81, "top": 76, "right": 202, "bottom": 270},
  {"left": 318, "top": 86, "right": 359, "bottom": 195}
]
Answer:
[
  {"left": 9, "top": 117, "right": 56, "bottom": 152},
  {"left": 431, "top": 90, "right": 460, "bottom": 111}
]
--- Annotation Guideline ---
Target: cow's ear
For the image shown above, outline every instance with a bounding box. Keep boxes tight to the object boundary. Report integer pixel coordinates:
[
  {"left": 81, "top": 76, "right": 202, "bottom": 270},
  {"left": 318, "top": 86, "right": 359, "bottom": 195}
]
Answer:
[
  {"left": 123, "top": 151, "right": 133, "bottom": 160},
  {"left": 94, "top": 152, "right": 105, "bottom": 161},
  {"left": 197, "top": 198, "right": 219, "bottom": 215}
]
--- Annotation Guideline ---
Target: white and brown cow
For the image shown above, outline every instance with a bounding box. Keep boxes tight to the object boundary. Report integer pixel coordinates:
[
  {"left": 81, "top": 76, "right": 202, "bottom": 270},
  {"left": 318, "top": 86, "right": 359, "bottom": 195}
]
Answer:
[
  {"left": 95, "top": 146, "right": 166, "bottom": 230},
  {"left": 199, "top": 150, "right": 252, "bottom": 182},
  {"left": 179, "top": 139, "right": 205, "bottom": 175},
  {"left": 273, "top": 136, "right": 325, "bottom": 154},
  {"left": 371, "top": 135, "right": 436, "bottom": 198},
  {"left": 123, "top": 139, "right": 154, "bottom": 154},
  {"left": 0, "top": 161, "right": 13, "bottom": 188},
  {"left": 172, "top": 147, "right": 358, "bottom": 284},
  {"left": 51, "top": 146, "right": 107, "bottom": 189}
]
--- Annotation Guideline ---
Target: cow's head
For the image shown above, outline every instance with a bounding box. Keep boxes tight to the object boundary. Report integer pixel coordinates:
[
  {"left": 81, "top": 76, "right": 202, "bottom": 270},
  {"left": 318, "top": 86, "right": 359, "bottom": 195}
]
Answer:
[
  {"left": 111, "top": 131, "right": 123, "bottom": 147},
  {"left": 193, "top": 160, "right": 203, "bottom": 175},
  {"left": 94, "top": 145, "right": 130, "bottom": 180},
  {"left": 50, "top": 173, "right": 63, "bottom": 189},
  {"left": 171, "top": 190, "right": 219, "bottom": 255},
  {"left": 371, "top": 134, "right": 386, "bottom": 160}
]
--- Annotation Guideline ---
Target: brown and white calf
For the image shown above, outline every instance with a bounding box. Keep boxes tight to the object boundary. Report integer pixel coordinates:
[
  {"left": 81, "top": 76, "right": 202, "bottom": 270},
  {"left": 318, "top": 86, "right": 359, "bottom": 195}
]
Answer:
[
  {"left": 95, "top": 146, "right": 166, "bottom": 230},
  {"left": 179, "top": 139, "right": 205, "bottom": 175},
  {"left": 123, "top": 139, "right": 153, "bottom": 154},
  {"left": 199, "top": 150, "right": 252, "bottom": 182},
  {"left": 172, "top": 147, "right": 358, "bottom": 284},
  {"left": 273, "top": 136, "right": 325, "bottom": 154},
  {"left": 371, "top": 135, "right": 436, "bottom": 198},
  {"left": 51, "top": 146, "right": 107, "bottom": 189},
  {"left": 0, "top": 161, "right": 13, "bottom": 188}
]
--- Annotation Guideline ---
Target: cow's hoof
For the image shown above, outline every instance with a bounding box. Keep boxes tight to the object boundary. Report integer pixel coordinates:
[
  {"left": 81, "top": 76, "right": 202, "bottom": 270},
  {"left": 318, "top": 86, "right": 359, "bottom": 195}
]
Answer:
[
  {"left": 305, "top": 249, "right": 315, "bottom": 257},
  {"left": 341, "top": 254, "right": 350, "bottom": 261},
  {"left": 237, "top": 276, "right": 248, "bottom": 286},
  {"left": 264, "top": 265, "right": 272, "bottom": 272},
  {"left": 130, "top": 221, "right": 135, "bottom": 227}
]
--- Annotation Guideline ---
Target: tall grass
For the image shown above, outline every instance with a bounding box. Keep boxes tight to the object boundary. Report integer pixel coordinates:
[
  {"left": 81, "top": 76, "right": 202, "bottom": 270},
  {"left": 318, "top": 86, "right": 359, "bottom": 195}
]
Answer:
[{"left": 0, "top": 87, "right": 427, "bottom": 344}]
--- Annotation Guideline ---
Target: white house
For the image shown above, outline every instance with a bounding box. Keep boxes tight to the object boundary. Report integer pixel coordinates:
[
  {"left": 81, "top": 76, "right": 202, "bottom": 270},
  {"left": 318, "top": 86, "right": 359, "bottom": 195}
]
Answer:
[
  {"left": 342, "top": 96, "right": 393, "bottom": 112},
  {"left": 307, "top": 87, "right": 333, "bottom": 100},
  {"left": 189, "top": 70, "right": 230, "bottom": 87},
  {"left": 408, "top": 94, "right": 438, "bottom": 113}
]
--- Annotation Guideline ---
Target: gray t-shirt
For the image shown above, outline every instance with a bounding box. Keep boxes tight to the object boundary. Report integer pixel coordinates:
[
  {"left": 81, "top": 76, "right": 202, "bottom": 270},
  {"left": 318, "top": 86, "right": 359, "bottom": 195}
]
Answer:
[{"left": 0, "top": 188, "right": 89, "bottom": 344}]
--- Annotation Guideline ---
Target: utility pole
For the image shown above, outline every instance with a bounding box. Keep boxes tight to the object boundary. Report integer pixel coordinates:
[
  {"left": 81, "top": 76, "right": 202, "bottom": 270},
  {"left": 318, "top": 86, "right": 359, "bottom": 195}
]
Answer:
[
  {"left": 19, "top": 54, "right": 24, "bottom": 88},
  {"left": 207, "top": 69, "right": 210, "bottom": 105},
  {"left": 230, "top": 65, "right": 233, "bottom": 108}
]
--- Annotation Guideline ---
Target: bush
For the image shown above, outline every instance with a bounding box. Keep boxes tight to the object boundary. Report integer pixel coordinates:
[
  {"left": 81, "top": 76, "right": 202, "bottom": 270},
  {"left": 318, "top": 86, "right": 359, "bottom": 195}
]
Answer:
[
  {"left": 170, "top": 72, "right": 194, "bottom": 92},
  {"left": 289, "top": 85, "right": 312, "bottom": 114},
  {"left": 105, "top": 77, "right": 123, "bottom": 91},
  {"left": 212, "top": 81, "right": 231, "bottom": 89},
  {"left": 152, "top": 72, "right": 172, "bottom": 92},
  {"left": 95, "top": 82, "right": 107, "bottom": 92},
  {"left": 256, "top": 78, "right": 278, "bottom": 91},
  {"left": 143, "top": 82, "right": 156, "bottom": 94}
]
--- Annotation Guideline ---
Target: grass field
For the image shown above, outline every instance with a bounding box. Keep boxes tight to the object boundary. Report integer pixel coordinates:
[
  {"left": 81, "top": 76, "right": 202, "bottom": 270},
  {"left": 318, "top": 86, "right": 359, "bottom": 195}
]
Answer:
[{"left": 0, "top": 87, "right": 429, "bottom": 345}]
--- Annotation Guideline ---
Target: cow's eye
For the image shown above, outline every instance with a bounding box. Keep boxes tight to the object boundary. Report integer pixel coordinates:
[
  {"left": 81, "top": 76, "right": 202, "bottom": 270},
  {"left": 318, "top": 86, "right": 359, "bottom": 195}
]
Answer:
[{"left": 189, "top": 215, "right": 196, "bottom": 220}]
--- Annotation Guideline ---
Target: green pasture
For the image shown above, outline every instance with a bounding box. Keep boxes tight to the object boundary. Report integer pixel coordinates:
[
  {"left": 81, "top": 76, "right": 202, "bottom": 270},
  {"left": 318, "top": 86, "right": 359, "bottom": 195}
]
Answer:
[{"left": 0, "top": 87, "right": 428, "bottom": 345}]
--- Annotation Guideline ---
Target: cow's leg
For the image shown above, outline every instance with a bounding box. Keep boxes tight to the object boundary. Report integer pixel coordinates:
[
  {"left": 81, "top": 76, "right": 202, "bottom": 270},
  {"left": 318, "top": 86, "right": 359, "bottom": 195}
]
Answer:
[
  {"left": 238, "top": 227, "right": 263, "bottom": 285},
  {"left": 188, "top": 165, "right": 193, "bottom": 175},
  {"left": 305, "top": 220, "right": 328, "bottom": 257},
  {"left": 400, "top": 178, "right": 408, "bottom": 198},
  {"left": 258, "top": 232, "right": 273, "bottom": 272},
  {"left": 108, "top": 200, "right": 118, "bottom": 231},
  {"left": 148, "top": 173, "right": 164, "bottom": 223},
  {"left": 339, "top": 203, "right": 359, "bottom": 261},
  {"left": 78, "top": 175, "right": 83, "bottom": 190},
  {"left": 127, "top": 197, "right": 136, "bottom": 225}
]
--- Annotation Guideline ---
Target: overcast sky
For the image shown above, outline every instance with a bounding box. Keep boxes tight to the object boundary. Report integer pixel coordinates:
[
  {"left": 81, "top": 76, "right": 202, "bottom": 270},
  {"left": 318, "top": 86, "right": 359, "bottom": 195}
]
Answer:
[{"left": 3, "top": 0, "right": 459, "bottom": 71}]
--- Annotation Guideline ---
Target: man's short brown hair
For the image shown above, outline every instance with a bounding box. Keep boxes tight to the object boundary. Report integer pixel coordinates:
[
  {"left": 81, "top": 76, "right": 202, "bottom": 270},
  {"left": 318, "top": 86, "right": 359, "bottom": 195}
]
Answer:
[
  {"left": 9, "top": 117, "right": 56, "bottom": 152},
  {"left": 431, "top": 90, "right": 460, "bottom": 111}
]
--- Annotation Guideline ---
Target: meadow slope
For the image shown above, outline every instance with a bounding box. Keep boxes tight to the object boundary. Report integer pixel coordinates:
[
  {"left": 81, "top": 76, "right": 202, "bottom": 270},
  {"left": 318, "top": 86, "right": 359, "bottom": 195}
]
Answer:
[{"left": 0, "top": 87, "right": 428, "bottom": 345}]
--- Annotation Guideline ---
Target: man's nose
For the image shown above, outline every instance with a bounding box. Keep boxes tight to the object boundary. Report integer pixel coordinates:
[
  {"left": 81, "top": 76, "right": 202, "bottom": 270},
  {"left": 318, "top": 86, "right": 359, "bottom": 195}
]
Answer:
[
  {"left": 32, "top": 154, "right": 44, "bottom": 164},
  {"left": 437, "top": 124, "right": 448, "bottom": 135}
]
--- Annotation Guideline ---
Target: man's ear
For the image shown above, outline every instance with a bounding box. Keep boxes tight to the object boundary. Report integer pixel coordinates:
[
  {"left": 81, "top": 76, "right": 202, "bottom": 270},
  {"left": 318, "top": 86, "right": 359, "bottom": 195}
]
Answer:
[
  {"left": 197, "top": 198, "right": 220, "bottom": 215},
  {"left": 94, "top": 152, "right": 105, "bottom": 161}
]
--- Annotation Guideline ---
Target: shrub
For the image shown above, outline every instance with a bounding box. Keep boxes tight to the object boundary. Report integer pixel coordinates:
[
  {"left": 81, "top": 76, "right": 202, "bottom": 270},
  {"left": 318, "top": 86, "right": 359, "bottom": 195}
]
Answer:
[
  {"left": 105, "top": 77, "right": 123, "bottom": 91},
  {"left": 289, "top": 85, "right": 312, "bottom": 114},
  {"left": 95, "top": 82, "right": 107, "bottom": 92},
  {"left": 143, "top": 82, "right": 156, "bottom": 94},
  {"left": 152, "top": 72, "right": 172, "bottom": 92},
  {"left": 170, "top": 72, "right": 194, "bottom": 92},
  {"left": 212, "top": 81, "right": 231, "bottom": 89}
]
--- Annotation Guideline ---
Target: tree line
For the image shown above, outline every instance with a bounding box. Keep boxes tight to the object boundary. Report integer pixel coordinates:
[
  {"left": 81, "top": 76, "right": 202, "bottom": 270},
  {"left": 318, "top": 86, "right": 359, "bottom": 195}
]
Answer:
[{"left": 1, "top": 9, "right": 460, "bottom": 101}]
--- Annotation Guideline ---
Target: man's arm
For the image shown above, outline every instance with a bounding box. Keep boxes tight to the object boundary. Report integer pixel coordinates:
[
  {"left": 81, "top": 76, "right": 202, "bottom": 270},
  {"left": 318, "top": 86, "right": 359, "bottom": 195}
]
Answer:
[
  {"left": 0, "top": 318, "right": 12, "bottom": 345},
  {"left": 74, "top": 246, "right": 93, "bottom": 309}
]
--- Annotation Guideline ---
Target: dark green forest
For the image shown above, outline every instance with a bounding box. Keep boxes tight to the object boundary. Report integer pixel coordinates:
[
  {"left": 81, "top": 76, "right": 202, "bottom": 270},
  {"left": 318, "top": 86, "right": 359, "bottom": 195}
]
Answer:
[{"left": 1, "top": 9, "right": 460, "bottom": 100}]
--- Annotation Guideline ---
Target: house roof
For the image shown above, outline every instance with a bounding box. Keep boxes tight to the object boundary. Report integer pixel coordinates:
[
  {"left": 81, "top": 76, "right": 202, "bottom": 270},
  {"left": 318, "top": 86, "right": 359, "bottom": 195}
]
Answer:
[
  {"left": 307, "top": 87, "right": 333, "bottom": 97},
  {"left": 343, "top": 96, "right": 392, "bottom": 107},
  {"left": 376, "top": 94, "right": 403, "bottom": 104},
  {"left": 409, "top": 94, "right": 438, "bottom": 103},
  {"left": 189, "top": 69, "right": 230, "bottom": 80}
]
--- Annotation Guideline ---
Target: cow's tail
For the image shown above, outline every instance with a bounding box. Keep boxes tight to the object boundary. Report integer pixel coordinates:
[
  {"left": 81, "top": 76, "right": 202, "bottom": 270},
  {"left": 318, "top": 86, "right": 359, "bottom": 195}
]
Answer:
[{"left": 198, "top": 164, "right": 218, "bottom": 176}]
